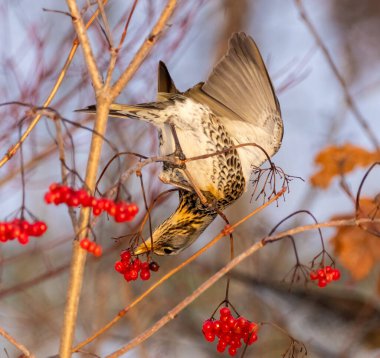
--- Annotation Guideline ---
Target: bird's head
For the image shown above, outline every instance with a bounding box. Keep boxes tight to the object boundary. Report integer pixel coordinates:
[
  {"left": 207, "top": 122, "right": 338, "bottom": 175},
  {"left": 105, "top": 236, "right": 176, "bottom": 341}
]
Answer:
[
  {"left": 133, "top": 220, "right": 200, "bottom": 256},
  {"left": 133, "top": 205, "right": 217, "bottom": 256}
]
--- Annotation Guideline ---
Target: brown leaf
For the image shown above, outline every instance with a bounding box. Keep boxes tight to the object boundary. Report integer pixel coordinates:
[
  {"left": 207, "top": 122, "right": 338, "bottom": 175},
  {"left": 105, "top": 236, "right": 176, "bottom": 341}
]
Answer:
[
  {"left": 330, "top": 198, "right": 380, "bottom": 281},
  {"left": 310, "top": 144, "right": 380, "bottom": 188}
]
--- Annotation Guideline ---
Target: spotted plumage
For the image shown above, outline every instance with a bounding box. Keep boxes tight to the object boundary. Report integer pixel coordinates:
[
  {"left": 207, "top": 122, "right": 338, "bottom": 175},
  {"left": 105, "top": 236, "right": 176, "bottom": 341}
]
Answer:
[{"left": 79, "top": 33, "right": 283, "bottom": 255}]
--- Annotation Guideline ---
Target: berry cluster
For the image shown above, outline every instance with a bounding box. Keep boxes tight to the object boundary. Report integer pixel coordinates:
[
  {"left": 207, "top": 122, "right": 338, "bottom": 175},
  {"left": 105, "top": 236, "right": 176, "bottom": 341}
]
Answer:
[
  {"left": 310, "top": 265, "right": 341, "bottom": 287},
  {"left": 80, "top": 238, "right": 103, "bottom": 257},
  {"left": 0, "top": 219, "right": 47, "bottom": 245},
  {"left": 202, "top": 307, "right": 258, "bottom": 356},
  {"left": 114, "top": 250, "right": 159, "bottom": 282},
  {"left": 44, "top": 183, "right": 138, "bottom": 222}
]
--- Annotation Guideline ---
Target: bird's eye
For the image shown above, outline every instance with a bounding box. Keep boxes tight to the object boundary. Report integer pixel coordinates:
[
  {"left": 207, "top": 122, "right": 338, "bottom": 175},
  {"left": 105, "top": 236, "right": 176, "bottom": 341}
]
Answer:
[{"left": 163, "top": 247, "right": 174, "bottom": 255}]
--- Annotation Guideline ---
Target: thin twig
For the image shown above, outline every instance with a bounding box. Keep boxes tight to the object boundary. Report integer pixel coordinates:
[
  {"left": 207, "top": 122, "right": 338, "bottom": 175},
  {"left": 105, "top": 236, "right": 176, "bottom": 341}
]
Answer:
[
  {"left": 66, "top": 0, "right": 103, "bottom": 91},
  {"left": 0, "top": 327, "right": 35, "bottom": 358},
  {"left": 110, "top": 0, "right": 177, "bottom": 99}
]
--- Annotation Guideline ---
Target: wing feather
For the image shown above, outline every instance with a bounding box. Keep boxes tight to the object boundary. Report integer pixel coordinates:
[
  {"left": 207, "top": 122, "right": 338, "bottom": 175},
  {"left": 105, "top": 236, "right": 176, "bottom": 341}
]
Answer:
[{"left": 202, "top": 32, "right": 281, "bottom": 131}]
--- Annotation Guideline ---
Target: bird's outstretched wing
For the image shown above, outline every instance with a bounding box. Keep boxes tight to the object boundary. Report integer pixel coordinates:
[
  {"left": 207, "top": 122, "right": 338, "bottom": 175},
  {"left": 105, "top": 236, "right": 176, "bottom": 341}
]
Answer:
[{"left": 203, "top": 32, "right": 281, "bottom": 126}]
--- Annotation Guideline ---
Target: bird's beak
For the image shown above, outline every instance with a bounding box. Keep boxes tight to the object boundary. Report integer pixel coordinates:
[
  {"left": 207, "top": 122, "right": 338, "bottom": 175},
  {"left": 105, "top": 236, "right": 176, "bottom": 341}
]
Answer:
[{"left": 133, "top": 240, "right": 153, "bottom": 255}]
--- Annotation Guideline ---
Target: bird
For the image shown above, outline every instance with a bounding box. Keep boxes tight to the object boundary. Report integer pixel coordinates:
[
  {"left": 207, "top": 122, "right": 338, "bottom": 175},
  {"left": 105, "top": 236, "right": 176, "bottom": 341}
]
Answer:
[{"left": 79, "top": 33, "right": 283, "bottom": 255}]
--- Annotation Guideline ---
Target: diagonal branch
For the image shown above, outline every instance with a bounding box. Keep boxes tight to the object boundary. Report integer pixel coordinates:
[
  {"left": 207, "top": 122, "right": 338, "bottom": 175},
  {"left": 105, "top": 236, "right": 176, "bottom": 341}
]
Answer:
[
  {"left": 294, "top": 0, "right": 379, "bottom": 150},
  {"left": 0, "top": 327, "right": 35, "bottom": 358},
  {"left": 106, "top": 215, "right": 380, "bottom": 356}
]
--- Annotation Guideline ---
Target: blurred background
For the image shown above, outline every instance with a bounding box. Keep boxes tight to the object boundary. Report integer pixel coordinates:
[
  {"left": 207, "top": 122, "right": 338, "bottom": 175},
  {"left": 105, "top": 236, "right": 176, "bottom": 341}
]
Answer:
[{"left": 0, "top": 0, "right": 379, "bottom": 357}]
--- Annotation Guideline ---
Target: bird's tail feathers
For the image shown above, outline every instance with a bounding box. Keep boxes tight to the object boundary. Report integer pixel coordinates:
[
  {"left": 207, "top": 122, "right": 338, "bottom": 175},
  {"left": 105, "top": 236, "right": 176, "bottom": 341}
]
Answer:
[{"left": 75, "top": 103, "right": 142, "bottom": 119}]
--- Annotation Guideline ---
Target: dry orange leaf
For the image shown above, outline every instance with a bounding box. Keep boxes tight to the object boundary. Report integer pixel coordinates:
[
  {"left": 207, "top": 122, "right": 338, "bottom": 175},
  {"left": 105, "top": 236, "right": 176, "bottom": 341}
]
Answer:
[
  {"left": 330, "top": 198, "right": 380, "bottom": 281},
  {"left": 310, "top": 144, "right": 380, "bottom": 188}
]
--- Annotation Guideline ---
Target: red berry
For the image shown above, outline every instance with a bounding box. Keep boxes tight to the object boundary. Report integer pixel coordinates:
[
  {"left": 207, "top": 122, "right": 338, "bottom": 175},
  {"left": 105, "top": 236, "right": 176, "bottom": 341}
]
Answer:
[
  {"left": 248, "top": 332, "right": 258, "bottom": 345},
  {"left": 223, "top": 334, "right": 232, "bottom": 344},
  {"left": 332, "top": 269, "right": 341, "bottom": 280},
  {"left": 49, "top": 183, "right": 60, "bottom": 192},
  {"left": 68, "top": 195, "right": 80, "bottom": 207},
  {"left": 221, "top": 322, "right": 230, "bottom": 333},
  {"left": 80, "top": 238, "right": 90, "bottom": 249},
  {"left": 248, "top": 322, "right": 257, "bottom": 333},
  {"left": 227, "top": 315, "right": 236, "bottom": 328},
  {"left": 88, "top": 242, "right": 97, "bottom": 253},
  {"left": 129, "top": 269, "right": 138, "bottom": 280},
  {"left": 115, "top": 261, "right": 127, "bottom": 273},
  {"left": 20, "top": 220, "right": 30, "bottom": 232},
  {"left": 325, "top": 265, "right": 333, "bottom": 273},
  {"left": 217, "top": 341, "right": 227, "bottom": 353},
  {"left": 213, "top": 320, "right": 222, "bottom": 333},
  {"left": 310, "top": 271, "right": 318, "bottom": 280},
  {"left": 228, "top": 346, "right": 237, "bottom": 356},
  {"left": 202, "top": 319, "right": 213, "bottom": 333},
  {"left": 317, "top": 268, "right": 326, "bottom": 279},
  {"left": 220, "top": 307, "right": 231, "bottom": 317},
  {"left": 140, "top": 269, "right": 151, "bottom": 280},
  {"left": 318, "top": 278, "right": 327, "bottom": 288},
  {"left": 11, "top": 226, "right": 21, "bottom": 238},
  {"left": 93, "top": 245, "right": 103, "bottom": 257},
  {"left": 32, "top": 221, "right": 47, "bottom": 236},
  {"left": 132, "top": 258, "right": 141, "bottom": 270},
  {"left": 141, "top": 262, "right": 149, "bottom": 270},
  {"left": 236, "top": 316, "right": 248, "bottom": 328},
  {"left": 204, "top": 332, "right": 215, "bottom": 342},
  {"left": 115, "top": 212, "right": 128, "bottom": 222},
  {"left": 92, "top": 207, "right": 102, "bottom": 216},
  {"left": 18, "top": 232, "right": 29, "bottom": 245},
  {"left": 123, "top": 271, "right": 132, "bottom": 282},
  {"left": 149, "top": 261, "right": 160, "bottom": 272},
  {"left": 120, "top": 250, "right": 131, "bottom": 262},
  {"left": 76, "top": 189, "right": 89, "bottom": 204},
  {"left": 107, "top": 203, "right": 117, "bottom": 216}
]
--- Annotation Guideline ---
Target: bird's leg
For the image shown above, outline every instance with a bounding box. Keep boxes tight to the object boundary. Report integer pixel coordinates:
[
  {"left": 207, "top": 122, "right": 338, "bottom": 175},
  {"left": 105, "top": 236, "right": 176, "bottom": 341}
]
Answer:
[
  {"left": 165, "top": 120, "right": 213, "bottom": 208},
  {"left": 168, "top": 121, "right": 186, "bottom": 162}
]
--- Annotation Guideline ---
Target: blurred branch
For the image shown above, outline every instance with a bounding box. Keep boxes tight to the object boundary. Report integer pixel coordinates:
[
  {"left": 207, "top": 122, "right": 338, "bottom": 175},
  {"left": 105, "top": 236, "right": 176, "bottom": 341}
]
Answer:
[
  {"left": 215, "top": 0, "right": 248, "bottom": 59},
  {"left": 0, "top": 327, "right": 35, "bottom": 358},
  {"left": 0, "top": 2, "right": 107, "bottom": 169},
  {"left": 295, "top": 0, "right": 380, "bottom": 151}
]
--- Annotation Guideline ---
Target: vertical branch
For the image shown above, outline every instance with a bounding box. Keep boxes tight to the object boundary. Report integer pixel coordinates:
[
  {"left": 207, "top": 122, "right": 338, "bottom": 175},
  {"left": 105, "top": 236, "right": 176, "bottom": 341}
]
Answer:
[
  {"left": 59, "top": 96, "right": 111, "bottom": 358},
  {"left": 60, "top": 1, "right": 178, "bottom": 356},
  {"left": 66, "top": 0, "right": 103, "bottom": 91}
]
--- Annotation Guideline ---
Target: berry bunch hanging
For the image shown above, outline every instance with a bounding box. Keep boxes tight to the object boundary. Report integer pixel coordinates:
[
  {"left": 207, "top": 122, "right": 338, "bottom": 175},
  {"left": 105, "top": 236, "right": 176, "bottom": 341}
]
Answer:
[
  {"left": 114, "top": 250, "right": 159, "bottom": 282},
  {"left": 0, "top": 219, "right": 47, "bottom": 245},
  {"left": 79, "top": 238, "right": 103, "bottom": 257},
  {"left": 44, "top": 183, "right": 138, "bottom": 222},
  {"left": 310, "top": 265, "right": 341, "bottom": 287},
  {"left": 202, "top": 307, "right": 258, "bottom": 356}
]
